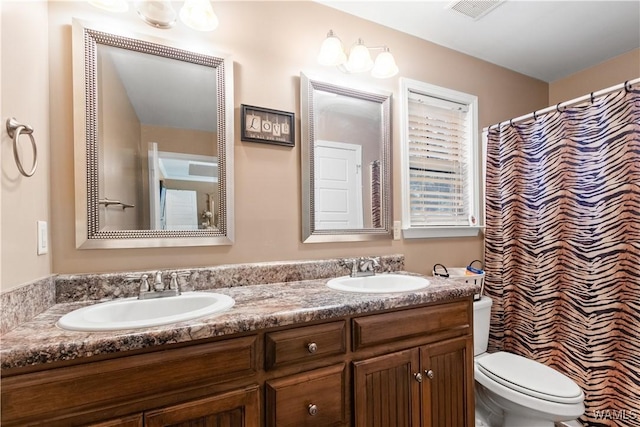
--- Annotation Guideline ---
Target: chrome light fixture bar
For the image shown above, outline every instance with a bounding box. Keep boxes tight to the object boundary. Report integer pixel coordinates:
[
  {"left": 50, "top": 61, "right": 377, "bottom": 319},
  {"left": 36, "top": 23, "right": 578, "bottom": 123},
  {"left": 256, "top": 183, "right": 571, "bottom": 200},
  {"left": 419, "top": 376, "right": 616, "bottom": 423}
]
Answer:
[{"left": 317, "top": 30, "right": 399, "bottom": 79}]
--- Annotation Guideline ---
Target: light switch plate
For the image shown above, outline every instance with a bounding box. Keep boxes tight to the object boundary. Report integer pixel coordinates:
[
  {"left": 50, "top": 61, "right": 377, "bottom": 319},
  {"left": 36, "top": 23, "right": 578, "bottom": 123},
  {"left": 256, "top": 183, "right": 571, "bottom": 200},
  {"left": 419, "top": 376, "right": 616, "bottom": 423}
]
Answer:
[
  {"left": 393, "top": 221, "right": 402, "bottom": 240},
  {"left": 37, "top": 221, "right": 48, "bottom": 255}
]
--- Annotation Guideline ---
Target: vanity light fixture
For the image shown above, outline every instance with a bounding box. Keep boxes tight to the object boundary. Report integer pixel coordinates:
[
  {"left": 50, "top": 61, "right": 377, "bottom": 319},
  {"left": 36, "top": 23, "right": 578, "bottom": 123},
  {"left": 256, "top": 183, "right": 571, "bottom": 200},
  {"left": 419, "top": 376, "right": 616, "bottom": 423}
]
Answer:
[
  {"left": 90, "top": 0, "right": 219, "bottom": 32},
  {"left": 317, "top": 30, "right": 399, "bottom": 79},
  {"left": 180, "top": 0, "right": 219, "bottom": 31},
  {"left": 135, "top": 0, "right": 177, "bottom": 29},
  {"left": 371, "top": 47, "right": 399, "bottom": 79},
  {"left": 136, "top": 0, "right": 219, "bottom": 31},
  {"left": 346, "top": 38, "right": 374, "bottom": 73}
]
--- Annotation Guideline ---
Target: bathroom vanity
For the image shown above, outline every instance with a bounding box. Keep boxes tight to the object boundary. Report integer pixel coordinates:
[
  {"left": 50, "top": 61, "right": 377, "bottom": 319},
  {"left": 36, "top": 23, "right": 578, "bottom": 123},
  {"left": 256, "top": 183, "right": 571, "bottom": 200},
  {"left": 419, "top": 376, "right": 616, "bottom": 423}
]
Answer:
[{"left": 0, "top": 258, "right": 477, "bottom": 426}]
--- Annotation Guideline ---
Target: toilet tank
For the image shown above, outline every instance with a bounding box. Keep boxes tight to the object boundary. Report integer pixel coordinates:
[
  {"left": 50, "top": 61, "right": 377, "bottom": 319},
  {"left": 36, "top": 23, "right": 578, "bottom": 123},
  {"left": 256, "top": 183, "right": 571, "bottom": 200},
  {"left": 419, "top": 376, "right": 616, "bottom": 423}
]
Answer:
[{"left": 473, "top": 296, "right": 493, "bottom": 356}]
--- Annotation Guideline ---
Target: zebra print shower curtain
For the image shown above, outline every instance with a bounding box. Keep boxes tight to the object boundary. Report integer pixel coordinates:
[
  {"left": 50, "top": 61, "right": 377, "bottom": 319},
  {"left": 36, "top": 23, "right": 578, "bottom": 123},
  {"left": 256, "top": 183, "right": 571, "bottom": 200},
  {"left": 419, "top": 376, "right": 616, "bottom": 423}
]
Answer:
[{"left": 484, "top": 85, "right": 640, "bottom": 427}]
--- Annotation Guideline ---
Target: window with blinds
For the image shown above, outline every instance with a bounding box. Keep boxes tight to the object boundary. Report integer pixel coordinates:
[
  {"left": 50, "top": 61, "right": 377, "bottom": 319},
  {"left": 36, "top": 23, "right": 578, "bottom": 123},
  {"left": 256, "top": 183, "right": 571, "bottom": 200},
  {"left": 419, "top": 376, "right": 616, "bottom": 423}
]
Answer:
[{"left": 400, "top": 78, "right": 480, "bottom": 238}]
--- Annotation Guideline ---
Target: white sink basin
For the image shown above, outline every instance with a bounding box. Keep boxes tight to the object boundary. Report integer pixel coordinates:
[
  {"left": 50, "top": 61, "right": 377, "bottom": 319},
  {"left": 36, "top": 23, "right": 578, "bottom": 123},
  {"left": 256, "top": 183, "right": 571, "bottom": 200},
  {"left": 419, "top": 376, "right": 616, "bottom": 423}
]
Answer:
[
  {"left": 57, "top": 292, "right": 235, "bottom": 331},
  {"left": 326, "top": 274, "right": 430, "bottom": 293}
]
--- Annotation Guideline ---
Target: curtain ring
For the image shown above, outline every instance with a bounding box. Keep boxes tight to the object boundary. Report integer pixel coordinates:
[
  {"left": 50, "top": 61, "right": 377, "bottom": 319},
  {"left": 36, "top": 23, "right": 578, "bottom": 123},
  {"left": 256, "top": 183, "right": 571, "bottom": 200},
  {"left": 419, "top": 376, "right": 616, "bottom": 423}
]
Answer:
[
  {"left": 556, "top": 102, "right": 564, "bottom": 113},
  {"left": 624, "top": 80, "right": 632, "bottom": 93},
  {"left": 510, "top": 118, "right": 515, "bottom": 128},
  {"left": 533, "top": 110, "right": 538, "bottom": 121},
  {"left": 6, "top": 117, "right": 38, "bottom": 177},
  {"left": 590, "top": 92, "right": 595, "bottom": 103}
]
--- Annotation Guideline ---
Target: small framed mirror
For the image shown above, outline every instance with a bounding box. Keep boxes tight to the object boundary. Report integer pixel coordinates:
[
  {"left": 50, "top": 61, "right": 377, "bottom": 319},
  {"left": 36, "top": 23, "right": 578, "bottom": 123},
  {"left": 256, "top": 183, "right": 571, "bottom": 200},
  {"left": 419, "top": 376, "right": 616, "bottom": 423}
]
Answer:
[
  {"left": 301, "top": 73, "right": 393, "bottom": 242},
  {"left": 72, "top": 19, "right": 234, "bottom": 249}
]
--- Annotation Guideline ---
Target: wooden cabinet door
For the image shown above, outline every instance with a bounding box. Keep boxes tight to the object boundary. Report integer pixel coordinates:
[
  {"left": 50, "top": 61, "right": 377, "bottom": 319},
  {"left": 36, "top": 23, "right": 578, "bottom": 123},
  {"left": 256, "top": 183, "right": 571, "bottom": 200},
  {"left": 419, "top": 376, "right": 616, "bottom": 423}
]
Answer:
[
  {"left": 144, "top": 385, "right": 260, "bottom": 427},
  {"left": 420, "top": 336, "right": 474, "bottom": 427},
  {"left": 353, "top": 348, "right": 421, "bottom": 427}
]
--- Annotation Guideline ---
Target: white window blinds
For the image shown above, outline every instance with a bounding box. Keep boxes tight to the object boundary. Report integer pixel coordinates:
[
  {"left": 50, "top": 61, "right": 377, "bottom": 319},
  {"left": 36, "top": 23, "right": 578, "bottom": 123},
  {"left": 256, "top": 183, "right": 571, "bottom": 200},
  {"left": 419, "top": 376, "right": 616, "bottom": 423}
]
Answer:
[{"left": 407, "top": 91, "right": 472, "bottom": 227}]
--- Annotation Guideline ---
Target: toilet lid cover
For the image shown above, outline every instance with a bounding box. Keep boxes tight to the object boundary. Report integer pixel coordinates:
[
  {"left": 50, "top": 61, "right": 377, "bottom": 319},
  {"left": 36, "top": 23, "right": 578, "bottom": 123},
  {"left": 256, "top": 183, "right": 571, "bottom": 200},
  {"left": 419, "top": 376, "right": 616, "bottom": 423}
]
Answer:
[{"left": 476, "top": 352, "right": 583, "bottom": 402}]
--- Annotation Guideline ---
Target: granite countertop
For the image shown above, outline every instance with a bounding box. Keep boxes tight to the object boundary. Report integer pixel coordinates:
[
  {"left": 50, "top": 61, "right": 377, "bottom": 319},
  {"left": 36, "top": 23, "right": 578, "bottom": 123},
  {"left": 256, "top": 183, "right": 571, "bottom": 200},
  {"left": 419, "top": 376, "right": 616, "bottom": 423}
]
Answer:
[{"left": 0, "top": 274, "right": 478, "bottom": 371}]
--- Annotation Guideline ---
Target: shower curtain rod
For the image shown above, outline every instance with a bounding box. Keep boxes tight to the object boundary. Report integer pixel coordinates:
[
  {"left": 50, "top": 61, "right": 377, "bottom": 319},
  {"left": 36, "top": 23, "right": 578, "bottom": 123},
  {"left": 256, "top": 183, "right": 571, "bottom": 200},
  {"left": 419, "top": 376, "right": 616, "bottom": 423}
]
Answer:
[{"left": 485, "top": 77, "right": 640, "bottom": 131}]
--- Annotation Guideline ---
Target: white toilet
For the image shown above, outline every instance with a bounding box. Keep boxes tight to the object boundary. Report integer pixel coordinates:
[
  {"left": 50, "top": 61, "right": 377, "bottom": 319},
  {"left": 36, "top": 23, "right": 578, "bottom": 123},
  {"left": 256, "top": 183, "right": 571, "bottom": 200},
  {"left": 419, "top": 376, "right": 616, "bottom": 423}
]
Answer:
[{"left": 473, "top": 296, "right": 585, "bottom": 427}]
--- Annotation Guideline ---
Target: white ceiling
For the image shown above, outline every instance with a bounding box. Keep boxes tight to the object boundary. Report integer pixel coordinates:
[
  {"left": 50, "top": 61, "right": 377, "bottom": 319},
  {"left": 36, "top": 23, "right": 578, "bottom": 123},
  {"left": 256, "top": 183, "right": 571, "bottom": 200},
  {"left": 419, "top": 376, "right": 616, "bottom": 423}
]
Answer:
[{"left": 317, "top": 0, "right": 640, "bottom": 82}]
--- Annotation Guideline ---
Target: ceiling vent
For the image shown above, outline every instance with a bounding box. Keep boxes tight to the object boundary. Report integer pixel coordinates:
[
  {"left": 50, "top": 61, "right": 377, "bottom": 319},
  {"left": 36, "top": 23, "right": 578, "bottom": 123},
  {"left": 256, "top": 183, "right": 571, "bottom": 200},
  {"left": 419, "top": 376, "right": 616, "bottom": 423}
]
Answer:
[{"left": 447, "top": 0, "right": 504, "bottom": 20}]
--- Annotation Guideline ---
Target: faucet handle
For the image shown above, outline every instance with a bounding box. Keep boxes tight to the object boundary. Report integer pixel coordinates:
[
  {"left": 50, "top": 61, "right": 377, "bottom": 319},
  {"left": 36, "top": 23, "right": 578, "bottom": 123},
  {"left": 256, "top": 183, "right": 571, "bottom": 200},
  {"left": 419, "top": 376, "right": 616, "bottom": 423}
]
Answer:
[
  {"left": 356, "top": 257, "right": 380, "bottom": 275},
  {"left": 140, "top": 274, "right": 150, "bottom": 292},
  {"left": 125, "top": 273, "right": 151, "bottom": 292},
  {"left": 338, "top": 258, "right": 359, "bottom": 277},
  {"left": 339, "top": 258, "right": 354, "bottom": 268},
  {"left": 169, "top": 272, "right": 180, "bottom": 292}
]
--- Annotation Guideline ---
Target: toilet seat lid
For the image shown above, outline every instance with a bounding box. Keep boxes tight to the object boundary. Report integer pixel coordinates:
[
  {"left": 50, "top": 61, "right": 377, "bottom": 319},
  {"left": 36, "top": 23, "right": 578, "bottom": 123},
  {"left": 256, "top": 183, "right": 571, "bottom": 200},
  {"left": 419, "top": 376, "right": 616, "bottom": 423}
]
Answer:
[{"left": 476, "top": 352, "right": 583, "bottom": 403}]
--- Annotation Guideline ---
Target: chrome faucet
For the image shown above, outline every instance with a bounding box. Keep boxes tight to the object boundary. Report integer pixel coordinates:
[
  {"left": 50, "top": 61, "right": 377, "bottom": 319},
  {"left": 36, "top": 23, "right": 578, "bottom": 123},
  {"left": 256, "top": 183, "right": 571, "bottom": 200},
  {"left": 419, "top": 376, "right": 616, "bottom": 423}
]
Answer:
[
  {"left": 153, "top": 271, "right": 164, "bottom": 291},
  {"left": 138, "top": 271, "right": 181, "bottom": 300},
  {"left": 356, "top": 257, "right": 380, "bottom": 277},
  {"left": 341, "top": 257, "right": 380, "bottom": 277}
]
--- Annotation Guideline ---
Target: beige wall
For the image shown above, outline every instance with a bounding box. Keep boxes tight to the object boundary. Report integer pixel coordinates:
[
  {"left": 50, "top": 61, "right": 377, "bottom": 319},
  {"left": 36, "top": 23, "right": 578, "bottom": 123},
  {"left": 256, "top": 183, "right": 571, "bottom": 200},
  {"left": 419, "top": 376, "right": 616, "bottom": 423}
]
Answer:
[
  {"left": 1, "top": 1, "right": 51, "bottom": 291},
  {"left": 141, "top": 125, "right": 217, "bottom": 157},
  {"left": 100, "top": 50, "right": 142, "bottom": 230},
  {"left": 3, "top": 1, "right": 550, "bottom": 288},
  {"left": 549, "top": 48, "right": 640, "bottom": 104}
]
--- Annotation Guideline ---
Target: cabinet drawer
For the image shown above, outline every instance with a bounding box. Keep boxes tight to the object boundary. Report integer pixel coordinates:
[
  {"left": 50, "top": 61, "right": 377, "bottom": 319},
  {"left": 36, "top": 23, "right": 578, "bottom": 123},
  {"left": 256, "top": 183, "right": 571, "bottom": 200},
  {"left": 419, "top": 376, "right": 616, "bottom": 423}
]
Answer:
[
  {"left": 1, "top": 336, "right": 258, "bottom": 426},
  {"left": 266, "top": 364, "right": 345, "bottom": 427},
  {"left": 265, "top": 321, "right": 346, "bottom": 370},
  {"left": 352, "top": 300, "right": 470, "bottom": 351}
]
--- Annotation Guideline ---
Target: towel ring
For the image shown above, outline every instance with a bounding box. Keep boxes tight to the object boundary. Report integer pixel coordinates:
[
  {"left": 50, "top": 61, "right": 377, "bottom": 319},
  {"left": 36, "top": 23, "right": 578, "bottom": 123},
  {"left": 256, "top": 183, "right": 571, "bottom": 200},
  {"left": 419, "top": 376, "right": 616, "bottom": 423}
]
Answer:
[{"left": 6, "top": 117, "right": 37, "bottom": 177}]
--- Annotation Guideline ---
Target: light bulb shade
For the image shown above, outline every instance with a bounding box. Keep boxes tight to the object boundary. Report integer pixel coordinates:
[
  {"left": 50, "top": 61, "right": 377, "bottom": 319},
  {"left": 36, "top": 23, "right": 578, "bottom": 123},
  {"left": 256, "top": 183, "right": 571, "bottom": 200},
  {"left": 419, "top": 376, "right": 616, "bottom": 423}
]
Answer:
[
  {"left": 135, "top": 0, "right": 177, "bottom": 29},
  {"left": 371, "top": 50, "right": 399, "bottom": 78},
  {"left": 346, "top": 41, "right": 373, "bottom": 73},
  {"left": 180, "top": 0, "right": 219, "bottom": 32},
  {"left": 317, "top": 34, "right": 347, "bottom": 66},
  {"left": 88, "top": 0, "right": 129, "bottom": 12}
]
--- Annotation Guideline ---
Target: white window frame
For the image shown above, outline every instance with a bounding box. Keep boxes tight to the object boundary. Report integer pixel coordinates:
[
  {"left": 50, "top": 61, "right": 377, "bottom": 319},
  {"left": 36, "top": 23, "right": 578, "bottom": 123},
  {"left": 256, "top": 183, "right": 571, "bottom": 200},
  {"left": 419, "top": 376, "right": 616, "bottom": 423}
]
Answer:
[{"left": 399, "top": 78, "right": 482, "bottom": 239}]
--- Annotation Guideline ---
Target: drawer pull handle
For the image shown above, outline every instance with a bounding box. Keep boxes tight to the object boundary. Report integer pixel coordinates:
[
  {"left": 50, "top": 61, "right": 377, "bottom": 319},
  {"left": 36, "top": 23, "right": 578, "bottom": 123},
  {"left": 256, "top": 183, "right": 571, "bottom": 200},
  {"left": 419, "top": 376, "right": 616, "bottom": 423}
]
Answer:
[
  {"left": 425, "top": 369, "right": 434, "bottom": 379},
  {"left": 307, "top": 342, "right": 318, "bottom": 353},
  {"left": 414, "top": 372, "right": 423, "bottom": 383},
  {"left": 308, "top": 403, "right": 318, "bottom": 416}
]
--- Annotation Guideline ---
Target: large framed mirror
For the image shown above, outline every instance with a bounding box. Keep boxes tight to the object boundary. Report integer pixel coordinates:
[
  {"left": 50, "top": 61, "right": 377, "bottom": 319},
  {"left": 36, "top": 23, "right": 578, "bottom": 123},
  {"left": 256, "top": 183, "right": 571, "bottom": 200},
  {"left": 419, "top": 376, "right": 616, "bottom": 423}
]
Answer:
[
  {"left": 301, "top": 73, "right": 392, "bottom": 243},
  {"left": 72, "top": 19, "right": 233, "bottom": 249}
]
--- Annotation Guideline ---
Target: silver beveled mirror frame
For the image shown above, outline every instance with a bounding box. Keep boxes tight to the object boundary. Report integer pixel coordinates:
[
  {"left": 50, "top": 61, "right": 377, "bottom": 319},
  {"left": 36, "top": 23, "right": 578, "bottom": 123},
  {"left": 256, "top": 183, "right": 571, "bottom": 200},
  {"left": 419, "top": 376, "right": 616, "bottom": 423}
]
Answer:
[
  {"left": 72, "top": 19, "right": 234, "bottom": 249},
  {"left": 301, "top": 73, "right": 393, "bottom": 243}
]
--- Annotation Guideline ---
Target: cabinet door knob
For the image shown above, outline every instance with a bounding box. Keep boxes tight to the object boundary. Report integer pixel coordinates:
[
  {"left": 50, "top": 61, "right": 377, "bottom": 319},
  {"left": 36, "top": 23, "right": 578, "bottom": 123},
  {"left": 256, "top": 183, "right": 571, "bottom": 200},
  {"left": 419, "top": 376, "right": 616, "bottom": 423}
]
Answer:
[
  {"left": 425, "top": 369, "right": 434, "bottom": 379},
  {"left": 308, "top": 403, "right": 318, "bottom": 416},
  {"left": 307, "top": 342, "right": 318, "bottom": 353},
  {"left": 414, "top": 372, "right": 423, "bottom": 383}
]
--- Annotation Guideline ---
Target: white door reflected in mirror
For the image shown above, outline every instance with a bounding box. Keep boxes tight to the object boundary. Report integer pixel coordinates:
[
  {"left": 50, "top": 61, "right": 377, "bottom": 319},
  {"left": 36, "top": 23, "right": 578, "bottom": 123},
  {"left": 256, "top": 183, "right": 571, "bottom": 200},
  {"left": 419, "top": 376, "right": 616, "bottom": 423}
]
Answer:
[{"left": 314, "top": 140, "right": 363, "bottom": 229}]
